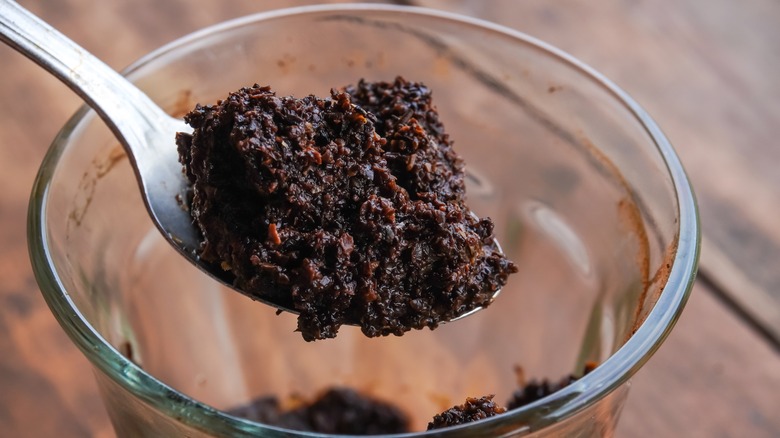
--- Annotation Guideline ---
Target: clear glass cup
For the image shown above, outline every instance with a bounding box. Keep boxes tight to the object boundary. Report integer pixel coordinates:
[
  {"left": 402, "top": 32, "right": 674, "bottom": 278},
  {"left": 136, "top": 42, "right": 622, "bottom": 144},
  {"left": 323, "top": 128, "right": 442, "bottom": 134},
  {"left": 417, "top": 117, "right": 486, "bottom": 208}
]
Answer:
[{"left": 28, "top": 4, "right": 699, "bottom": 437}]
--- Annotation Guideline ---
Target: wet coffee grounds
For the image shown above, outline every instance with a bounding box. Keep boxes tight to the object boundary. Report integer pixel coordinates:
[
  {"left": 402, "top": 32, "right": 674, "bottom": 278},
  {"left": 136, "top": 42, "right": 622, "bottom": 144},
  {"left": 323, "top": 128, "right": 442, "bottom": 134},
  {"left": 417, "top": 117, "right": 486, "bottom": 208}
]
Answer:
[
  {"left": 427, "top": 394, "right": 506, "bottom": 430},
  {"left": 176, "top": 77, "right": 516, "bottom": 341},
  {"left": 506, "top": 361, "right": 598, "bottom": 410},
  {"left": 227, "top": 364, "right": 596, "bottom": 433},
  {"left": 428, "top": 362, "right": 598, "bottom": 430},
  {"left": 227, "top": 387, "right": 409, "bottom": 434}
]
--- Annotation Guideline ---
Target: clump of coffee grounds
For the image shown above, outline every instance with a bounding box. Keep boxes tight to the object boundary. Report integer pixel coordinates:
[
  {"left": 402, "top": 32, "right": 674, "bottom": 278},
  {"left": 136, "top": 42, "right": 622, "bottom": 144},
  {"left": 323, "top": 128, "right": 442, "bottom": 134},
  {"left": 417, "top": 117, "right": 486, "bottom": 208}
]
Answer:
[
  {"left": 176, "top": 77, "right": 516, "bottom": 341},
  {"left": 428, "top": 362, "right": 598, "bottom": 430},
  {"left": 427, "top": 395, "right": 506, "bottom": 430},
  {"left": 506, "top": 361, "right": 598, "bottom": 409},
  {"left": 227, "top": 387, "right": 409, "bottom": 434}
]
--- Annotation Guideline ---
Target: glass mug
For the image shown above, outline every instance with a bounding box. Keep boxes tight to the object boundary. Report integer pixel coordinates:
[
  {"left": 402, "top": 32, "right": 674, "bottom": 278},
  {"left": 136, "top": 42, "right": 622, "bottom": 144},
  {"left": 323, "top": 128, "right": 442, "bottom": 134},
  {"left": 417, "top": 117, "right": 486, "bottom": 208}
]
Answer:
[{"left": 28, "top": 5, "right": 699, "bottom": 437}]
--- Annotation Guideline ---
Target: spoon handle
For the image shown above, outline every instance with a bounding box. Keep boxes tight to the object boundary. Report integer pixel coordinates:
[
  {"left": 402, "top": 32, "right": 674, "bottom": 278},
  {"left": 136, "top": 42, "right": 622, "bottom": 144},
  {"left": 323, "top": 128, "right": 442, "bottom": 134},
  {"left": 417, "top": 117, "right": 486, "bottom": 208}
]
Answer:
[{"left": 0, "top": 0, "right": 170, "bottom": 157}]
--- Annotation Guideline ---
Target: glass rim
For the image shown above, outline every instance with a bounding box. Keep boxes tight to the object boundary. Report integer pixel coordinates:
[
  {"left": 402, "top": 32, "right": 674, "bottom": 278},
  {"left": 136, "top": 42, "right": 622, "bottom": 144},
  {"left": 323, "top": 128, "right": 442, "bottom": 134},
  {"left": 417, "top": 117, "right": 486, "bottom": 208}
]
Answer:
[{"left": 27, "top": 4, "right": 700, "bottom": 436}]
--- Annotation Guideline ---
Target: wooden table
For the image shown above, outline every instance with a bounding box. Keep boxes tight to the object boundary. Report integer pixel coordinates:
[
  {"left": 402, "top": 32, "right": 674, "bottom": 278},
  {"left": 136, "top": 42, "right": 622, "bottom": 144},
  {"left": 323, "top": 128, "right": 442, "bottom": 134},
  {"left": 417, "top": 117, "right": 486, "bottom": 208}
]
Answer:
[{"left": 1, "top": 1, "right": 778, "bottom": 436}]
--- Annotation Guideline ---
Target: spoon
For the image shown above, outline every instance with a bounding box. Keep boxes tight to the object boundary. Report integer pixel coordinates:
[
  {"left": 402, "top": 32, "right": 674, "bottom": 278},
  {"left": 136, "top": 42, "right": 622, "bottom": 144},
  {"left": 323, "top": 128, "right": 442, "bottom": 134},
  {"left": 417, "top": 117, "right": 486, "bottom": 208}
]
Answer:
[{"left": 1, "top": 0, "right": 503, "bottom": 324}]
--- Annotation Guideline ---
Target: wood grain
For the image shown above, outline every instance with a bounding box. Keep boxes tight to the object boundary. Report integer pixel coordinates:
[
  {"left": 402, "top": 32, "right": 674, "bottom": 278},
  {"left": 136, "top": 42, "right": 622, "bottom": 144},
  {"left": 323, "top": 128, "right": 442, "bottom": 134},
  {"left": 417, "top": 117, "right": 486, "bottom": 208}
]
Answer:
[
  {"left": 1, "top": 1, "right": 778, "bottom": 437},
  {"left": 617, "top": 282, "right": 780, "bottom": 438}
]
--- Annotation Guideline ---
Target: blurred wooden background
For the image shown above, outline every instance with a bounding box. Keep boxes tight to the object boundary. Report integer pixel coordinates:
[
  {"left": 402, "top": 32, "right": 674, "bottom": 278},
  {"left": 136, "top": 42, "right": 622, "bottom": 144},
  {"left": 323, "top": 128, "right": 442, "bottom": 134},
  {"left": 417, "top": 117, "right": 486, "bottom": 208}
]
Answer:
[{"left": 1, "top": 1, "right": 778, "bottom": 436}]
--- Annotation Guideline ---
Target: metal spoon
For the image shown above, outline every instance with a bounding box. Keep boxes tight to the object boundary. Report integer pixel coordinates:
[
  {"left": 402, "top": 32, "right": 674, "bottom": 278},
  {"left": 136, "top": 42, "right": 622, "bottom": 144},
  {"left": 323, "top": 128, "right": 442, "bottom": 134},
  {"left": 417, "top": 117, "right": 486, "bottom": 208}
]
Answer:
[{"left": 0, "top": 0, "right": 502, "bottom": 324}]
